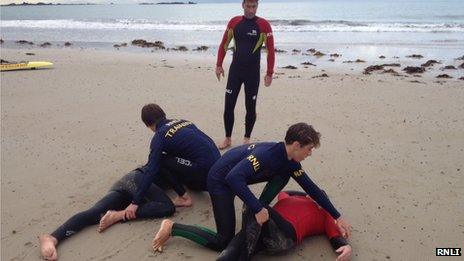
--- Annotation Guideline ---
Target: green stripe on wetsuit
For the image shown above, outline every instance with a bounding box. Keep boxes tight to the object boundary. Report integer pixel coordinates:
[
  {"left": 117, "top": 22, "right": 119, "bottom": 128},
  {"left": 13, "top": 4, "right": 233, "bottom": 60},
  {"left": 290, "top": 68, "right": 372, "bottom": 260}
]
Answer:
[
  {"left": 259, "top": 175, "right": 291, "bottom": 205},
  {"left": 252, "top": 32, "right": 266, "bottom": 54},
  {"left": 172, "top": 223, "right": 218, "bottom": 247},
  {"left": 224, "top": 28, "right": 235, "bottom": 52}
]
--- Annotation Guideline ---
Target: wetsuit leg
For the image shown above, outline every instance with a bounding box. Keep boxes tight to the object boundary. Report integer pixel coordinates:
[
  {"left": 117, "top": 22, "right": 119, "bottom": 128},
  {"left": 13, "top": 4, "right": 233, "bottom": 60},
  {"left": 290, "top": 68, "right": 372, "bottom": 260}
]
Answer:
[
  {"left": 243, "top": 68, "right": 260, "bottom": 138},
  {"left": 216, "top": 230, "right": 247, "bottom": 261},
  {"left": 136, "top": 182, "right": 175, "bottom": 218},
  {"left": 170, "top": 193, "right": 236, "bottom": 251},
  {"left": 218, "top": 206, "right": 296, "bottom": 261},
  {"left": 50, "top": 191, "right": 130, "bottom": 242},
  {"left": 224, "top": 66, "right": 243, "bottom": 137},
  {"left": 258, "top": 175, "right": 291, "bottom": 205}
]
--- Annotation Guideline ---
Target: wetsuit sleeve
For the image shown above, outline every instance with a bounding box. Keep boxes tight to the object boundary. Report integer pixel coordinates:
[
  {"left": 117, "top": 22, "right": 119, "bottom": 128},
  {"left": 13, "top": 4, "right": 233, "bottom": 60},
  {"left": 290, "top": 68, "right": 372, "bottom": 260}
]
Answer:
[
  {"left": 262, "top": 19, "right": 275, "bottom": 76},
  {"left": 216, "top": 18, "right": 236, "bottom": 67},
  {"left": 291, "top": 168, "right": 341, "bottom": 219},
  {"left": 133, "top": 135, "right": 164, "bottom": 205},
  {"left": 225, "top": 159, "right": 264, "bottom": 214},
  {"left": 258, "top": 174, "right": 290, "bottom": 205},
  {"left": 324, "top": 211, "right": 348, "bottom": 249}
]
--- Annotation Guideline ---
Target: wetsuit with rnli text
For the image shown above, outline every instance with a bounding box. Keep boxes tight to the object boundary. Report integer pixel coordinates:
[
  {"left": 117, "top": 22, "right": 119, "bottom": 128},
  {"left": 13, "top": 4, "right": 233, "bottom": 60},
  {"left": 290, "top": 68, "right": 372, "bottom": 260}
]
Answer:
[{"left": 207, "top": 142, "right": 341, "bottom": 219}]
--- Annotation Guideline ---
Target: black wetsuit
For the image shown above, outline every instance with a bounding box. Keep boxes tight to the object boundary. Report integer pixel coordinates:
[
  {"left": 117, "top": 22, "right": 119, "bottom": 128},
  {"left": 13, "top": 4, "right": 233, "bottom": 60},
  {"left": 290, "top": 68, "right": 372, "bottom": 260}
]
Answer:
[
  {"left": 134, "top": 118, "right": 221, "bottom": 205},
  {"left": 217, "top": 16, "right": 275, "bottom": 138},
  {"left": 50, "top": 169, "right": 175, "bottom": 242}
]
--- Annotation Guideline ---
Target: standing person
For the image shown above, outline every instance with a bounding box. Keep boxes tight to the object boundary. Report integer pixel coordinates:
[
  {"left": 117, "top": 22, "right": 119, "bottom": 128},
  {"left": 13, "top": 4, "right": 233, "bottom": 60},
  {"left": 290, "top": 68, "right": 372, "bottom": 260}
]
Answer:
[
  {"left": 124, "top": 103, "right": 221, "bottom": 219},
  {"left": 152, "top": 123, "right": 351, "bottom": 252},
  {"left": 216, "top": 0, "right": 275, "bottom": 150},
  {"left": 39, "top": 169, "right": 175, "bottom": 261},
  {"left": 217, "top": 191, "right": 352, "bottom": 261}
]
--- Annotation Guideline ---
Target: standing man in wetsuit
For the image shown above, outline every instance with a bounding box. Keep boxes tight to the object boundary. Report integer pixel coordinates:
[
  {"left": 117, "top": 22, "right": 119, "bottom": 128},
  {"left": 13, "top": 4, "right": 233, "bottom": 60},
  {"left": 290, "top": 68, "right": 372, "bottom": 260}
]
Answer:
[
  {"left": 216, "top": 0, "right": 275, "bottom": 150},
  {"left": 124, "top": 103, "right": 221, "bottom": 219},
  {"left": 152, "top": 123, "right": 351, "bottom": 252}
]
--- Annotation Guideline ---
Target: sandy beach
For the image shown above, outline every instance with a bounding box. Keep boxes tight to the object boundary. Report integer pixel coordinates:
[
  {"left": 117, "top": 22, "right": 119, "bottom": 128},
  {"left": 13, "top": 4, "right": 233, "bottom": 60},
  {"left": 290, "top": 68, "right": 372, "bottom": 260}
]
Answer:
[{"left": 1, "top": 46, "right": 463, "bottom": 260}]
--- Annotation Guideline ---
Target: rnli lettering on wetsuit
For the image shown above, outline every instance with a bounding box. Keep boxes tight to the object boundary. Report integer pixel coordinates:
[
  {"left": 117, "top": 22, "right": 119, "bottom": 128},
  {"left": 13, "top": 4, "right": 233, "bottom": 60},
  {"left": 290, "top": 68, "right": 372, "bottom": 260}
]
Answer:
[
  {"left": 212, "top": 142, "right": 341, "bottom": 219},
  {"left": 247, "top": 155, "right": 260, "bottom": 171}
]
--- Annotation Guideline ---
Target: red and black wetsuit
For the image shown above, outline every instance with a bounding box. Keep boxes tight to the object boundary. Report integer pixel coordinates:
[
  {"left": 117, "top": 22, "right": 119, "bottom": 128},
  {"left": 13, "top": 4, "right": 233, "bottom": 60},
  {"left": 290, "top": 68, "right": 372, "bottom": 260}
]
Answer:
[
  {"left": 273, "top": 191, "right": 347, "bottom": 247},
  {"left": 217, "top": 191, "right": 348, "bottom": 261},
  {"left": 217, "top": 15, "right": 275, "bottom": 138}
]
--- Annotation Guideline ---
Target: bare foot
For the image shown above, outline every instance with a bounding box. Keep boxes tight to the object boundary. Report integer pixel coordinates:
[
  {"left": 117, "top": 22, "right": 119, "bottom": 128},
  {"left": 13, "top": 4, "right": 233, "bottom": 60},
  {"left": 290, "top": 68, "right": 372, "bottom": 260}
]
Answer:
[
  {"left": 243, "top": 137, "right": 251, "bottom": 145},
  {"left": 218, "top": 137, "right": 232, "bottom": 150},
  {"left": 39, "top": 234, "right": 58, "bottom": 261},
  {"left": 152, "top": 219, "right": 174, "bottom": 252},
  {"left": 173, "top": 193, "right": 193, "bottom": 207},
  {"left": 97, "top": 210, "right": 125, "bottom": 232}
]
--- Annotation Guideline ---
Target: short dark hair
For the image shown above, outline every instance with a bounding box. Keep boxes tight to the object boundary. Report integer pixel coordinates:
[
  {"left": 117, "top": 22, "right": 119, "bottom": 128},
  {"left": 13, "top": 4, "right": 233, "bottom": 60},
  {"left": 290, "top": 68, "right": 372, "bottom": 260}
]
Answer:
[
  {"left": 284, "top": 122, "right": 321, "bottom": 147},
  {"left": 141, "top": 103, "right": 166, "bottom": 127},
  {"left": 243, "top": 0, "right": 258, "bottom": 3}
]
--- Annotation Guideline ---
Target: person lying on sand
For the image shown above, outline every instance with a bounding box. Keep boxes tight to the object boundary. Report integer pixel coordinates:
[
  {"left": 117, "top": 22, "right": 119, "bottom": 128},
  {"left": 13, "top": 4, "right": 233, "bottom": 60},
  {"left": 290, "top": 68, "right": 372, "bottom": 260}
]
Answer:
[
  {"left": 39, "top": 169, "right": 175, "bottom": 261},
  {"left": 153, "top": 190, "right": 351, "bottom": 261}
]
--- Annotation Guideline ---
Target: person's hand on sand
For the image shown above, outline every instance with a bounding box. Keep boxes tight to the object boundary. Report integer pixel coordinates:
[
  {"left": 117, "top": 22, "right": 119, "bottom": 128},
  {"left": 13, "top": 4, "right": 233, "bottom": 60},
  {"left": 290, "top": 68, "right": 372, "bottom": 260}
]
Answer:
[
  {"left": 39, "top": 234, "right": 58, "bottom": 261},
  {"left": 335, "top": 245, "right": 352, "bottom": 261},
  {"left": 264, "top": 74, "right": 272, "bottom": 87},
  {"left": 335, "top": 217, "right": 351, "bottom": 238},
  {"left": 173, "top": 193, "right": 193, "bottom": 207},
  {"left": 255, "top": 207, "right": 269, "bottom": 225},
  {"left": 124, "top": 203, "right": 138, "bottom": 220},
  {"left": 216, "top": 66, "right": 225, "bottom": 81}
]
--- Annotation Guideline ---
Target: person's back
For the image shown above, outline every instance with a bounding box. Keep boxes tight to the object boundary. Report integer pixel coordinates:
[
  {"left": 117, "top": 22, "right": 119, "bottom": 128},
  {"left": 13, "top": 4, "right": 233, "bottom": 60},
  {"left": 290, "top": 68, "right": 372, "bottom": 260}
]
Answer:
[
  {"left": 273, "top": 193, "right": 338, "bottom": 243},
  {"left": 127, "top": 104, "right": 221, "bottom": 217},
  {"left": 146, "top": 118, "right": 220, "bottom": 171}
]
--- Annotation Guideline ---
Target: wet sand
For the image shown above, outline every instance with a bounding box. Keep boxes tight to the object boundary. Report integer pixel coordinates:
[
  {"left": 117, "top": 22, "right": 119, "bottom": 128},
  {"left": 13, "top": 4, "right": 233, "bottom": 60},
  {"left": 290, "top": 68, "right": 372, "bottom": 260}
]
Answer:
[{"left": 1, "top": 47, "right": 463, "bottom": 260}]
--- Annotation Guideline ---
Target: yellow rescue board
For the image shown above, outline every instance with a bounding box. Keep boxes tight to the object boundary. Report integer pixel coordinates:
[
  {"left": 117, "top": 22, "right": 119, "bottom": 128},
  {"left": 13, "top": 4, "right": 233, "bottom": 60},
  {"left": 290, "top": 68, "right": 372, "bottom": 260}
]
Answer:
[{"left": 0, "top": 61, "right": 53, "bottom": 71}]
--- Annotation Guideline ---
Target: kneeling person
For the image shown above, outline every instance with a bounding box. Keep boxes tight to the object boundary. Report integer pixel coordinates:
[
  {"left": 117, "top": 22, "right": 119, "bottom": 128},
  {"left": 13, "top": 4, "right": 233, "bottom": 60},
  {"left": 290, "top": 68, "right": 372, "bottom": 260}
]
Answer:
[{"left": 124, "top": 103, "right": 221, "bottom": 218}]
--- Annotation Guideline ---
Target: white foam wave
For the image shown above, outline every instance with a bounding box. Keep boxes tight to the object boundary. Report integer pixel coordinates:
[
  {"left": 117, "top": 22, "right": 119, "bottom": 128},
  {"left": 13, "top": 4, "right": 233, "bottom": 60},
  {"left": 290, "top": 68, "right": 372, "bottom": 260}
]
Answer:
[{"left": 1, "top": 19, "right": 463, "bottom": 33}]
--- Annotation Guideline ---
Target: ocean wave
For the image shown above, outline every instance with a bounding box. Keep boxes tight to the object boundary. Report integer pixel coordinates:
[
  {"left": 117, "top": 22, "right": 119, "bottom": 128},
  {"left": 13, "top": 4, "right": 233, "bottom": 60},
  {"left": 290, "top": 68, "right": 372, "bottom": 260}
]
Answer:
[{"left": 1, "top": 19, "right": 464, "bottom": 33}]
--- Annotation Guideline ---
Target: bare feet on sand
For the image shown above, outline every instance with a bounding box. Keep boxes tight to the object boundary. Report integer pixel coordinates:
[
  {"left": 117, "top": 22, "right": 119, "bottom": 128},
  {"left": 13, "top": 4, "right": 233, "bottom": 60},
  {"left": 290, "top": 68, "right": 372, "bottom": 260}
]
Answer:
[
  {"left": 97, "top": 210, "right": 125, "bottom": 232},
  {"left": 243, "top": 137, "right": 251, "bottom": 145},
  {"left": 39, "top": 234, "right": 58, "bottom": 261},
  {"left": 152, "top": 219, "right": 174, "bottom": 252},
  {"left": 218, "top": 137, "right": 232, "bottom": 150},
  {"left": 173, "top": 193, "right": 193, "bottom": 207}
]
